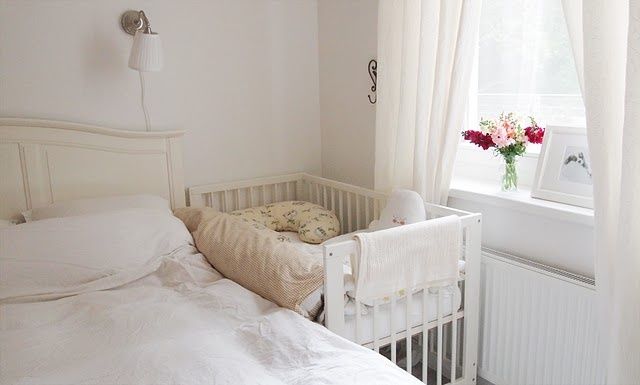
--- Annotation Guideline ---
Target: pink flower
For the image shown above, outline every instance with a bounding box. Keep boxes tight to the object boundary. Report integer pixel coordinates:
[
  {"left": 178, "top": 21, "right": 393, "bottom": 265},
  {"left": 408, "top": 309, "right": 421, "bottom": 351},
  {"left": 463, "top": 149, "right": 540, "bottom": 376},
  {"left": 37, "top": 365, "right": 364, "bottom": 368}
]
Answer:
[{"left": 491, "top": 126, "right": 514, "bottom": 148}]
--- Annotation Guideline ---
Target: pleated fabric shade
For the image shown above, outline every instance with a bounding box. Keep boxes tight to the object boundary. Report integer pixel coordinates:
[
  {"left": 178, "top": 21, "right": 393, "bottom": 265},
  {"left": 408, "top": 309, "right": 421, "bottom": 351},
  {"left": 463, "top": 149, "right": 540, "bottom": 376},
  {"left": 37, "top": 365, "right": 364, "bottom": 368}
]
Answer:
[{"left": 128, "top": 31, "right": 163, "bottom": 72}]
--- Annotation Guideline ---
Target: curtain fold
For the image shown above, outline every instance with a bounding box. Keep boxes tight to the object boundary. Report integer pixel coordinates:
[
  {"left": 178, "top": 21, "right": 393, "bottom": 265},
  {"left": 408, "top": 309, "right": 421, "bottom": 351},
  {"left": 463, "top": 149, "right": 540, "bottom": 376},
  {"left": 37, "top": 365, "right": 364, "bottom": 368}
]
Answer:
[
  {"left": 560, "top": 0, "right": 584, "bottom": 94},
  {"left": 374, "top": 0, "right": 481, "bottom": 204},
  {"left": 563, "top": 1, "right": 640, "bottom": 382}
]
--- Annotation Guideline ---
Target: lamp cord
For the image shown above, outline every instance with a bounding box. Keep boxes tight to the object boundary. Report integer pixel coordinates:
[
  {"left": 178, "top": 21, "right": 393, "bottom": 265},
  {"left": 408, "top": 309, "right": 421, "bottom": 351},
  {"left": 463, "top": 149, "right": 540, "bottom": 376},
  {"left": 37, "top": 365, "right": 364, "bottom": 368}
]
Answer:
[{"left": 138, "top": 71, "right": 151, "bottom": 132}]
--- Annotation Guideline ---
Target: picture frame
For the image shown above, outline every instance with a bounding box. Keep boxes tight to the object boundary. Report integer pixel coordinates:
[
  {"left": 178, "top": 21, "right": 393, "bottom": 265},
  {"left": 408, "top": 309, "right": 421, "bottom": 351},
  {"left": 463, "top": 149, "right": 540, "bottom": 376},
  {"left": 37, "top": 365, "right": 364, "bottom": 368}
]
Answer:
[{"left": 531, "top": 126, "right": 593, "bottom": 208}]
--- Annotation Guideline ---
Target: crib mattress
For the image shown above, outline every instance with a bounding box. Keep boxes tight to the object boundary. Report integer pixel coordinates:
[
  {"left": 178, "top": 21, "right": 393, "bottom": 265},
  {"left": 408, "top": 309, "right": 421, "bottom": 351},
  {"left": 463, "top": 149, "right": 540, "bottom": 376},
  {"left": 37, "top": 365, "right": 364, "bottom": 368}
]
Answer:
[{"left": 342, "top": 286, "right": 461, "bottom": 345}]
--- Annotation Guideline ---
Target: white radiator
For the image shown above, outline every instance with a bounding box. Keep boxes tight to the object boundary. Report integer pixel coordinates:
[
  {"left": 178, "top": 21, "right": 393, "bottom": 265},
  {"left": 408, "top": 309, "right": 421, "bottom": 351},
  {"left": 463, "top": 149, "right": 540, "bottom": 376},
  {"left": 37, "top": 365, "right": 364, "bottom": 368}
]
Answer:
[{"left": 479, "top": 250, "right": 605, "bottom": 385}]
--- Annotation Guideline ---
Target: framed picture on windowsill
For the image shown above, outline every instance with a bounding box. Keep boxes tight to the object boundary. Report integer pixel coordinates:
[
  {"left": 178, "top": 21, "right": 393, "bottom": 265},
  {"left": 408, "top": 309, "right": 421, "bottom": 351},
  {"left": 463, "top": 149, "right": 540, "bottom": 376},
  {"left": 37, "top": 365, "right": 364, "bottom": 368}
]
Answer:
[{"left": 531, "top": 126, "right": 593, "bottom": 209}]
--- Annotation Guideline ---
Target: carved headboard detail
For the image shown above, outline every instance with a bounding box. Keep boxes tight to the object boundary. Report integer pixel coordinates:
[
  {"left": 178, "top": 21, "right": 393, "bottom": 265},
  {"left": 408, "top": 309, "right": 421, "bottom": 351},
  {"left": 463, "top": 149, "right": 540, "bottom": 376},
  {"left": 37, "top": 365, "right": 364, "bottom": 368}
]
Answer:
[{"left": 0, "top": 119, "right": 185, "bottom": 221}]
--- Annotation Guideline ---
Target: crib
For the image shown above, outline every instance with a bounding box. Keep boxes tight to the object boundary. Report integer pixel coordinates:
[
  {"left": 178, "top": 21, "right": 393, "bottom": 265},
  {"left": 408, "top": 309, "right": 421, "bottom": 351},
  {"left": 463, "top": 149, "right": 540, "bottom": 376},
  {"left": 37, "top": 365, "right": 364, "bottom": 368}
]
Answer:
[{"left": 188, "top": 173, "right": 481, "bottom": 384}]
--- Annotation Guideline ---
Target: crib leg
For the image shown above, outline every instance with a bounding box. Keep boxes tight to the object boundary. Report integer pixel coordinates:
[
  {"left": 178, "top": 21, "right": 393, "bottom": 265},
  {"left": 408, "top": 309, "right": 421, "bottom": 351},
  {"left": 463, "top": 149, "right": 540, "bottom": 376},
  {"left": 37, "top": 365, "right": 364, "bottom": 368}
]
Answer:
[{"left": 463, "top": 217, "right": 482, "bottom": 383}]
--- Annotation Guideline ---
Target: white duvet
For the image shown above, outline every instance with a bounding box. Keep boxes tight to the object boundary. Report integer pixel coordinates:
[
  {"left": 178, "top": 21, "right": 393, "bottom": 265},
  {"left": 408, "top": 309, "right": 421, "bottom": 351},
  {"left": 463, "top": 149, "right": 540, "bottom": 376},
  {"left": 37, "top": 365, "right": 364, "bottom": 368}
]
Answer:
[{"left": 0, "top": 209, "right": 420, "bottom": 385}]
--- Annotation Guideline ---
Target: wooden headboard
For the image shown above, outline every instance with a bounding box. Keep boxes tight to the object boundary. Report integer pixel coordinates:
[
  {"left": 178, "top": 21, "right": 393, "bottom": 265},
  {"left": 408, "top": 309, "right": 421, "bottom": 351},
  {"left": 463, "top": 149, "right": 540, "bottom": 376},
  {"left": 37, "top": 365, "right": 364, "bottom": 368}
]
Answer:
[{"left": 0, "top": 118, "right": 186, "bottom": 221}]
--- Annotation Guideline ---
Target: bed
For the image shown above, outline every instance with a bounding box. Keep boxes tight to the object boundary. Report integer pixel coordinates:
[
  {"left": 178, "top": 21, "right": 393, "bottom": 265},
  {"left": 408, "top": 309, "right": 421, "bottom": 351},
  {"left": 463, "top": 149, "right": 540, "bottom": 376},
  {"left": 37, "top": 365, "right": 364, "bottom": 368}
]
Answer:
[{"left": 0, "top": 119, "right": 422, "bottom": 385}]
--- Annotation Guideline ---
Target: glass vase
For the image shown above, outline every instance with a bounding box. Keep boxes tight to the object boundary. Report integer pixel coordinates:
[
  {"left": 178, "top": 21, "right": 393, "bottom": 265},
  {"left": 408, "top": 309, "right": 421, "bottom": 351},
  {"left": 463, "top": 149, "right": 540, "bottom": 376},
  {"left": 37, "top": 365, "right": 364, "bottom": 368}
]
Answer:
[{"left": 501, "top": 158, "right": 518, "bottom": 191}]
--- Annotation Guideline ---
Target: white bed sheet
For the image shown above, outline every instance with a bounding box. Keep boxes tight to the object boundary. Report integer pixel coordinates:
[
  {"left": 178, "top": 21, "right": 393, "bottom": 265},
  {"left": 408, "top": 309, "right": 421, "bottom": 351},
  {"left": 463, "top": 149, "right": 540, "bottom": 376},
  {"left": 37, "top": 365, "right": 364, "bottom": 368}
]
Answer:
[{"left": 0, "top": 225, "right": 421, "bottom": 384}]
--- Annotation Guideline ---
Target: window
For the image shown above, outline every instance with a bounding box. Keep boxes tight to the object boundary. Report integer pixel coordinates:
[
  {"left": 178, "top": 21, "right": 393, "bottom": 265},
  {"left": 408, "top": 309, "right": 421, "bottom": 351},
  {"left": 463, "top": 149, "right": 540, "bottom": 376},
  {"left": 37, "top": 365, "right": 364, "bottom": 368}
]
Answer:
[
  {"left": 473, "top": 0, "right": 585, "bottom": 129},
  {"left": 453, "top": 0, "right": 585, "bottom": 188}
]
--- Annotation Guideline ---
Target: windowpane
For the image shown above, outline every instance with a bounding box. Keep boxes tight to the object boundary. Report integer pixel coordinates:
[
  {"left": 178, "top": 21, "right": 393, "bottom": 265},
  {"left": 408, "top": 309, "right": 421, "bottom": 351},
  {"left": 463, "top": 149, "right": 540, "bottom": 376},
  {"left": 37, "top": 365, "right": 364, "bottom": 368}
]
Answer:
[{"left": 476, "top": 0, "right": 585, "bottom": 127}]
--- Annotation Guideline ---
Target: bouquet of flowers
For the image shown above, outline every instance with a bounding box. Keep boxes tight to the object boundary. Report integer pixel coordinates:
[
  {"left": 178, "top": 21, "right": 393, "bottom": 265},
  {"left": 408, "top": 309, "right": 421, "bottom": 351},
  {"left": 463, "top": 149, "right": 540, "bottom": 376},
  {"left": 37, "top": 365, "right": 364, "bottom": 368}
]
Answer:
[{"left": 462, "top": 112, "right": 545, "bottom": 191}]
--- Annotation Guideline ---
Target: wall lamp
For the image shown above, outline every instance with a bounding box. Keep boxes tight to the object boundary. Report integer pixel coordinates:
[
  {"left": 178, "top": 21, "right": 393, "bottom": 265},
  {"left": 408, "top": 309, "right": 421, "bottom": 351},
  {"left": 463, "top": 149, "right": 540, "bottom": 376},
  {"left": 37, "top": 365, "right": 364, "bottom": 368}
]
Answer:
[{"left": 120, "top": 10, "right": 163, "bottom": 131}]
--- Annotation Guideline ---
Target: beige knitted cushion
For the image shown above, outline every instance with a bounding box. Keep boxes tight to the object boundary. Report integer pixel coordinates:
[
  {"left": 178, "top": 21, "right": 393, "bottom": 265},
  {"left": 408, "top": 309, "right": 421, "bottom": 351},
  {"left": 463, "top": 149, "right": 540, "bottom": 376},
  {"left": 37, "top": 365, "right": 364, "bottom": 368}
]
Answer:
[
  {"left": 230, "top": 201, "right": 340, "bottom": 244},
  {"left": 174, "top": 207, "right": 324, "bottom": 316}
]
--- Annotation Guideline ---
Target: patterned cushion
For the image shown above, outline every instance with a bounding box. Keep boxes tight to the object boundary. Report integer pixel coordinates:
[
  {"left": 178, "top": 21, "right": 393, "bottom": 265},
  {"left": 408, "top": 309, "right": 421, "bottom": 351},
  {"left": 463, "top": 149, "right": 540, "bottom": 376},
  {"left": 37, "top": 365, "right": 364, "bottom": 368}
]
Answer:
[{"left": 230, "top": 201, "right": 340, "bottom": 244}]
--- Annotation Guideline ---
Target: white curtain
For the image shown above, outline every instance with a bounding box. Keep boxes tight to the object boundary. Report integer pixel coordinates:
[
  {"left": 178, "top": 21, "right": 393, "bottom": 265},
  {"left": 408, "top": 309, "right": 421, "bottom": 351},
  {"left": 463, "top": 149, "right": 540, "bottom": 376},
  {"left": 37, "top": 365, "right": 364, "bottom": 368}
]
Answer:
[
  {"left": 562, "top": 0, "right": 640, "bottom": 383},
  {"left": 374, "top": 0, "right": 481, "bottom": 204}
]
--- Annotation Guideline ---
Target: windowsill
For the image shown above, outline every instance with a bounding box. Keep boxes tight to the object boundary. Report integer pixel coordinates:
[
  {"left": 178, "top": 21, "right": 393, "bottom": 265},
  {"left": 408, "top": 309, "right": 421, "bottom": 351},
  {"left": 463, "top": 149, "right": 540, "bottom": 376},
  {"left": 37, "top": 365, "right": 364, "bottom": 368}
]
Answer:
[{"left": 449, "top": 179, "right": 594, "bottom": 227}]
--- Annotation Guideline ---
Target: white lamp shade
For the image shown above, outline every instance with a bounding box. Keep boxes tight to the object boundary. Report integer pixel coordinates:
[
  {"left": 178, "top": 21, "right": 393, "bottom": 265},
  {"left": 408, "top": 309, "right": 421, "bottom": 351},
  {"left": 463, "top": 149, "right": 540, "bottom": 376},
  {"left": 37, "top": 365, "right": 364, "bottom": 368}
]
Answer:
[{"left": 128, "top": 31, "right": 163, "bottom": 71}]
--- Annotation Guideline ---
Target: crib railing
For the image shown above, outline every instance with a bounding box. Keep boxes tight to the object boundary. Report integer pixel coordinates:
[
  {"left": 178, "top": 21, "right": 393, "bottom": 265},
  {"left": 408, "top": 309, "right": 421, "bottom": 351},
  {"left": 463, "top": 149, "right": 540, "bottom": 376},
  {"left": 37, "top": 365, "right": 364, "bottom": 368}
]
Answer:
[
  {"left": 188, "top": 173, "right": 304, "bottom": 212},
  {"left": 188, "top": 173, "right": 387, "bottom": 232},
  {"left": 302, "top": 174, "right": 387, "bottom": 233}
]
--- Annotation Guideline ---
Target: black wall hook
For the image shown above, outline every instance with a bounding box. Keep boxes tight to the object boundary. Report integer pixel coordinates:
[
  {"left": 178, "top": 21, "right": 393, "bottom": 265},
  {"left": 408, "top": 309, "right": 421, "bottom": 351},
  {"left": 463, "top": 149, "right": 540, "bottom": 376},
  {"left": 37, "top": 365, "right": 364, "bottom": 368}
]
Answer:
[{"left": 368, "top": 59, "right": 377, "bottom": 104}]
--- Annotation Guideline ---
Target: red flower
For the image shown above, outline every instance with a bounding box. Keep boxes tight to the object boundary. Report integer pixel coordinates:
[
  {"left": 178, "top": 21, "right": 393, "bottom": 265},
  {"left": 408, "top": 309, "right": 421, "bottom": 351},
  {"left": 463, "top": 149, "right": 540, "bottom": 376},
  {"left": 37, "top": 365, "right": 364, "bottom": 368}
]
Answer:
[
  {"left": 524, "top": 126, "right": 545, "bottom": 144},
  {"left": 462, "top": 130, "right": 495, "bottom": 150}
]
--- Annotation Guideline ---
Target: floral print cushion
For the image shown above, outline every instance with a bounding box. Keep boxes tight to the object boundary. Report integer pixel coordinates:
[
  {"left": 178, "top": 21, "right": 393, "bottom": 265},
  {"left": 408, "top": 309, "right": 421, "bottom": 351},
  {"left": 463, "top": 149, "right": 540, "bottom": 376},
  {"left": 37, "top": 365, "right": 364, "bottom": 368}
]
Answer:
[{"left": 230, "top": 201, "right": 340, "bottom": 244}]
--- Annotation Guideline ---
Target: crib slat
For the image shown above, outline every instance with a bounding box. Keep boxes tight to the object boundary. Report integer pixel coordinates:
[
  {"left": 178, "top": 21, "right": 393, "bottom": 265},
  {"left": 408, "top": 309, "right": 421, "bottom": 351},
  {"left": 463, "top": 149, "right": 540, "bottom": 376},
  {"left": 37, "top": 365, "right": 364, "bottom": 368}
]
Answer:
[
  {"left": 437, "top": 289, "right": 443, "bottom": 385},
  {"left": 323, "top": 186, "right": 328, "bottom": 208},
  {"left": 355, "top": 301, "right": 361, "bottom": 345},
  {"left": 373, "top": 300, "right": 380, "bottom": 353},
  {"left": 422, "top": 288, "right": 429, "bottom": 384},
  {"left": 274, "top": 183, "right": 279, "bottom": 202},
  {"left": 248, "top": 187, "right": 254, "bottom": 207},
  {"left": 260, "top": 185, "right": 266, "bottom": 205},
  {"left": 330, "top": 188, "right": 336, "bottom": 212},
  {"left": 339, "top": 191, "right": 345, "bottom": 234},
  {"left": 347, "top": 193, "right": 353, "bottom": 233},
  {"left": 391, "top": 294, "right": 397, "bottom": 364},
  {"left": 365, "top": 197, "right": 371, "bottom": 227},
  {"left": 315, "top": 183, "right": 320, "bottom": 205},
  {"left": 451, "top": 295, "right": 458, "bottom": 382},
  {"left": 406, "top": 288, "right": 412, "bottom": 372},
  {"left": 356, "top": 196, "right": 361, "bottom": 230},
  {"left": 374, "top": 199, "right": 380, "bottom": 220},
  {"left": 235, "top": 189, "right": 240, "bottom": 210},
  {"left": 222, "top": 190, "right": 228, "bottom": 212}
]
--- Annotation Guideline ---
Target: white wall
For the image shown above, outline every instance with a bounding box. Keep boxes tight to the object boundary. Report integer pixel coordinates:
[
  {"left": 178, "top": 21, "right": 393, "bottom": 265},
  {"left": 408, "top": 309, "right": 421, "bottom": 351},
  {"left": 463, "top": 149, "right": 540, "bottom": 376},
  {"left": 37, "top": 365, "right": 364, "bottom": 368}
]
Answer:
[
  {"left": 318, "top": 0, "right": 377, "bottom": 189},
  {"left": 450, "top": 196, "right": 595, "bottom": 276},
  {"left": 1, "top": 0, "right": 595, "bottom": 276},
  {"left": 0, "top": 0, "right": 321, "bottom": 187}
]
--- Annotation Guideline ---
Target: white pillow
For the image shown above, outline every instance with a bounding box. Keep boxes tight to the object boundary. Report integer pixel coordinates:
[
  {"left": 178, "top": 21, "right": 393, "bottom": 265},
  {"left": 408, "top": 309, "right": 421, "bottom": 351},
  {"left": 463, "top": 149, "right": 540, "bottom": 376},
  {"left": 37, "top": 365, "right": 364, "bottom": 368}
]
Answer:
[
  {"left": 22, "top": 194, "right": 170, "bottom": 222},
  {"left": 0, "top": 208, "right": 193, "bottom": 301},
  {"left": 370, "top": 189, "right": 426, "bottom": 230}
]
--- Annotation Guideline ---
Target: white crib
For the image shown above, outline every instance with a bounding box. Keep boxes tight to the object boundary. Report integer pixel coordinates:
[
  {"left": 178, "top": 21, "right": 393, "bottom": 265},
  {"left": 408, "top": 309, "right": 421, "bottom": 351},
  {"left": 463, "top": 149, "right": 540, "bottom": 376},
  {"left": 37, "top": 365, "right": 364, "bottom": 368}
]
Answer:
[{"left": 188, "top": 173, "right": 481, "bottom": 384}]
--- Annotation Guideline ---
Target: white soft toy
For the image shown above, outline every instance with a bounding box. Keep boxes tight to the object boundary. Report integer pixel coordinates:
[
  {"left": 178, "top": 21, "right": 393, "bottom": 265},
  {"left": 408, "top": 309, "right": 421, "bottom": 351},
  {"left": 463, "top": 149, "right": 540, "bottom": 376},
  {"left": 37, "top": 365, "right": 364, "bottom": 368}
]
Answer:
[{"left": 369, "top": 189, "right": 426, "bottom": 230}]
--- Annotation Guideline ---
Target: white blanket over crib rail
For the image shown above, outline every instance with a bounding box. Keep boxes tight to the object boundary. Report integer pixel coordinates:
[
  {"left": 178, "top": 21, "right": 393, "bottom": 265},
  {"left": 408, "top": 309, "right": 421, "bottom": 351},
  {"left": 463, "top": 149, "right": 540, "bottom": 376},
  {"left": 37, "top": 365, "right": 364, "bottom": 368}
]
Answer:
[{"left": 353, "top": 215, "right": 461, "bottom": 301}]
